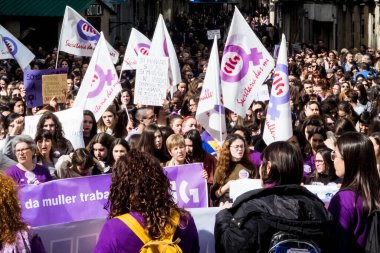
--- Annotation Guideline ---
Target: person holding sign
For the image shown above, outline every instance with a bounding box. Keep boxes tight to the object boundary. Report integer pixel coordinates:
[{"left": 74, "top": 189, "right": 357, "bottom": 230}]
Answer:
[
  {"left": 94, "top": 150, "right": 199, "bottom": 253},
  {"left": 211, "top": 134, "right": 257, "bottom": 206}
]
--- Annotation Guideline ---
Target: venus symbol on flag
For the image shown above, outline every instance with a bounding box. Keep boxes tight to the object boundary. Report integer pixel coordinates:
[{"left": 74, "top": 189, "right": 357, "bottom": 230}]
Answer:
[
  {"left": 88, "top": 64, "right": 115, "bottom": 98},
  {"left": 221, "top": 35, "right": 263, "bottom": 83},
  {"left": 134, "top": 43, "right": 150, "bottom": 56},
  {"left": 267, "top": 64, "right": 290, "bottom": 120}
]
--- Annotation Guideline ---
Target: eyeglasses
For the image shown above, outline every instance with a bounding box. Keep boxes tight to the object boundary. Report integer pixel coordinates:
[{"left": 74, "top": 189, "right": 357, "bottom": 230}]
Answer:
[
  {"left": 144, "top": 114, "right": 156, "bottom": 120},
  {"left": 230, "top": 145, "right": 244, "bottom": 150},
  {"left": 331, "top": 151, "right": 343, "bottom": 161},
  {"left": 15, "top": 147, "right": 30, "bottom": 154}
]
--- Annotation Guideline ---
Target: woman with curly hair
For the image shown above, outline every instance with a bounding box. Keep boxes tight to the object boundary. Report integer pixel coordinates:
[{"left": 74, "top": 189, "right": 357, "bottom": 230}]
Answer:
[
  {"left": 210, "top": 134, "right": 257, "bottom": 206},
  {"left": 94, "top": 150, "right": 199, "bottom": 253},
  {"left": 36, "top": 111, "right": 74, "bottom": 156},
  {"left": 0, "top": 172, "right": 46, "bottom": 252}
]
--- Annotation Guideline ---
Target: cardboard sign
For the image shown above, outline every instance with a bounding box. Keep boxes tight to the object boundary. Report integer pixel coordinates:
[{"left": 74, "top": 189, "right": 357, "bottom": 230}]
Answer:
[
  {"left": 134, "top": 56, "right": 169, "bottom": 106},
  {"left": 207, "top": 29, "right": 221, "bottom": 40},
  {"left": 42, "top": 74, "right": 67, "bottom": 104}
]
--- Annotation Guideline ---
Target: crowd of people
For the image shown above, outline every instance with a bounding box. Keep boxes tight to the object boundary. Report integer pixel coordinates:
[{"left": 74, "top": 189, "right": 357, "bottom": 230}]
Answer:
[{"left": 1, "top": 8, "right": 380, "bottom": 253}]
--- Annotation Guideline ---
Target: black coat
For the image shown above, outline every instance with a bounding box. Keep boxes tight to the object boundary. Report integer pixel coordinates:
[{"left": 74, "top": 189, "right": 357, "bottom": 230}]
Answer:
[{"left": 214, "top": 185, "right": 334, "bottom": 253}]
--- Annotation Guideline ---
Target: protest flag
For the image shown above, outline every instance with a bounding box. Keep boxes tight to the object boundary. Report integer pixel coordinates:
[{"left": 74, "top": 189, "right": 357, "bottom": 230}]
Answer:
[
  {"left": 121, "top": 28, "right": 151, "bottom": 71},
  {"left": 58, "top": 6, "right": 119, "bottom": 64},
  {"left": 73, "top": 32, "right": 121, "bottom": 121},
  {"left": 263, "top": 34, "right": 292, "bottom": 145},
  {"left": 0, "top": 25, "right": 35, "bottom": 70},
  {"left": 0, "top": 35, "right": 14, "bottom": 60},
  {"left": 196, "top": 36, "right": 226, "bottom": 144},
  {"left": 150, "top": 14, "right": 181, "bottom": 97},
  {"left": 220, "top": 7, "right": 274, "bottom": 117}
]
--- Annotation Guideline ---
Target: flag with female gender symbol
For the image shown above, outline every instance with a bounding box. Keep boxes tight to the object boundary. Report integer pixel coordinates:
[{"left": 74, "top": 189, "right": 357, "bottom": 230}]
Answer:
[
  {"left": 0, "top": 25, "right": 35, "bottom": 70},
  {"left": 220, "top": 7, "right": 274, "bottom": 117},
  {"left": 0, "top": 35, "right": 14, "bottom": 60},
  {"left": 263, "top": 34, "right": 292, "bottom": 145},
  {"left": 73, "top": 32, "right": 121, "bottom": 121},
  {"left": 121, "top": 28, "right": 151, "bottom": 71},
  {"left": 196, "top": 36, "right": 227, "bottom": 144},
  {"left": 59, "top": 6, "right": 119, "bottom": 64},
  {"left": 150, "top": 14, "right": 181, "bottom": 97}
]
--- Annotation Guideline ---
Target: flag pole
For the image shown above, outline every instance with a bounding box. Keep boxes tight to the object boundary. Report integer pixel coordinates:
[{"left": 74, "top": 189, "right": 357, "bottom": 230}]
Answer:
[{"left": 55, "top": 8, "right": 65, "bottom": 69}]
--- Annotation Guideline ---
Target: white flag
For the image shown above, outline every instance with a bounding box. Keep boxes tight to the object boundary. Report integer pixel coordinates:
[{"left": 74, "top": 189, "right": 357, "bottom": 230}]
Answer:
[
  {"left": 0, "top": 35, "right": 14, "bottom": 60},
  {"left": 150, "top": 14, "right": 181, "bottom": 95},
  {"left": 0, "top": 25, "right": 35, "bottom": 70},
  {"left": 263, "top": 34, "right": 292, "bottom": 145},
  {"left": 221, "top": 7, "right": 274, "bottom": 117},
  {"left": 121, "top": 28, "right": 151, "bottom": 71},
  {"left": 196, "top": 37, "right": 227, "bottom": 143},
  {"left": 73, "top": 32, "right": 121, "bottom": 121},
  {"left": 59, "top": 6, "right": 119, "bottom": 64}
]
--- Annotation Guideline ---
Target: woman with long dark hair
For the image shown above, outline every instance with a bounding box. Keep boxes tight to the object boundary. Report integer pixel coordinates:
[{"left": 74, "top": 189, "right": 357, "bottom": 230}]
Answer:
[
  {"left": 329, "top": 132, "right": 380, "bottom": 252},
  {"left": 94, "top": 150, "right": 199, "bottom": 253},
  {"left": 83, "top": 110, "right": 97, "bottom": 146},
  {"left": 305, "top": 148, "right": 340, "bottom": 185},
  {"left": 137, "top": 124, "right": 169, "bottom": 164}
]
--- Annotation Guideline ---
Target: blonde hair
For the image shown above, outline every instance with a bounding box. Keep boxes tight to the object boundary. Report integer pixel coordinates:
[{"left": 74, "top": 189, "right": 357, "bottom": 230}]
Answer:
[{"left": 166, "top": 134, "right": 185, "bottom": 151}]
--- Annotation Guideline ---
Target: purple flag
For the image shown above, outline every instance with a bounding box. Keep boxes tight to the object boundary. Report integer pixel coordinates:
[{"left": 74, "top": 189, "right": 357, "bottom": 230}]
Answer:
[
  {"left": 19, "top": 174, "right": 111, "bottom": 227},
  {"left": 164, "top": 163, "right": 208, "bottom": 208},
  {"left": 24, "top": 68, "right": 68, "bottom": 108}
]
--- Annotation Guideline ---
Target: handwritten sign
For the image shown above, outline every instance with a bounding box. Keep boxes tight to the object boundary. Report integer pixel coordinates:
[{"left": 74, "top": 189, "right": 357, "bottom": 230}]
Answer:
[
  {"left": 134, "top": 56, "right": 169, "bottom": 106},
  {"left": 207, "top": 29, "right": 221, "bottom": 40},
  {"left": 24, "top": 68, "right": 68, "bottom": 108},
  {"left": 42, "top": 74, "right": 67, "bottom": 104}
]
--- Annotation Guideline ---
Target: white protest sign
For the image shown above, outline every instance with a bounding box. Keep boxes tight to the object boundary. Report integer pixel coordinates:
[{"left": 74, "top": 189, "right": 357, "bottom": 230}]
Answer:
[
  {"left": 23, "top": 107, "right": 84, "bottom": 149},
  {"left": 134, "top": 56, "right": 169, "bottom": 106},
  {"left": 253, "top": 84, "right": 270, "bottom": 102},
  {"left": 230, "top": 179, "right": 262, "bottom": 202},
  {"left": 304, "top": 184, "right": 339, "bottom": 203},
  {"left": 207, "top": 29, "right": 221, "bottom": 40}
]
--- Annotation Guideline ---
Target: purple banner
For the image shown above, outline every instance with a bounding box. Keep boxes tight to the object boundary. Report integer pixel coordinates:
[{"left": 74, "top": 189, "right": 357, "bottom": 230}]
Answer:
[
  {"left": 19, "top": 174, "right": 111, "bottom": 227},
  {"left": 23, "top": 68, "right": 68, "bottom": 108},
  {"left": 164, "top": 163, "right": 208, "bottom": 208}
]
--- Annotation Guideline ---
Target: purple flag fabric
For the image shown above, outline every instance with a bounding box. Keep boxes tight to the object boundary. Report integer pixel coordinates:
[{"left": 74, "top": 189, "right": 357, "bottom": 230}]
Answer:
[
  {"left": 19, "top": 174, "right": 111, "bottom": 227},
  {"left": 164, "top": 163, "right": 208, "bottom": 208},
  {"left": 24, "top": 68, "right": 68, "bottom": 108}
]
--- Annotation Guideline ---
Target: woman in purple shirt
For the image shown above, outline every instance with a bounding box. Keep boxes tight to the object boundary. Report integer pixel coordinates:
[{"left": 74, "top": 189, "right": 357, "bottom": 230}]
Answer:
[
  {"left": 5, "top": 135, "right": 52, "bottom": 185},
  {"left": 94, "top": 150, "right": 199, "bottom": 253},
  {"left": 329, "top": 132, "right": 380, "bottom": 252}
]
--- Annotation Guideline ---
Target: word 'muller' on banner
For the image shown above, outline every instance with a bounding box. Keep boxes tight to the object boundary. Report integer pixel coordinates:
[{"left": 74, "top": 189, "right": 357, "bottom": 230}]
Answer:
[
  {"left": 134, "top": 55, "right": 169, "bottom": 106},
  {"left": 19, "top": 163, "right": 208, "bottom": 227}
]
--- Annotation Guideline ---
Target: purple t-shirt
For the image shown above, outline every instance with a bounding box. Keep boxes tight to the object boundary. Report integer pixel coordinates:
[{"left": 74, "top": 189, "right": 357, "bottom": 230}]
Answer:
[
  {"left": 328, "top": 190, "right": 368, "bottom": 252},
  {"left": 5, "top": 164, "right": 53, "bottom": 185},
  {"left": 94, "top": 212, "right": 199, "bottom": 253}
]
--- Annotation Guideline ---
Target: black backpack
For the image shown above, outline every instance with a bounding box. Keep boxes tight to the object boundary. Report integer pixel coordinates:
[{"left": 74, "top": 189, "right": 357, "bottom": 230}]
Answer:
[
  {"left": 268, "top": 231, "right": 321, "bottom": 253},
  {"left": 365, "top": 209, "right": 380, "bottom": 253}
]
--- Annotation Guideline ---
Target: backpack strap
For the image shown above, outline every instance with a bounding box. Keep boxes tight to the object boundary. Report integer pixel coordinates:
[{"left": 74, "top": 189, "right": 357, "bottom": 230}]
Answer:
[
  {"left": 117, "top": 214, "right": 150, "bottom": 244},
  {"left": 117, "top": 210, "right": 181, "bottom": 243}
]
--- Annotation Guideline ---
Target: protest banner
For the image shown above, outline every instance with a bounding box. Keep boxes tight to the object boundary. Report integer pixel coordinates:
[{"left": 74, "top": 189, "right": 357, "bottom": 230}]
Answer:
[
  {"left": 196, "top": 37, "right": 226, "bottom": 144},
  {"left": 23, "top": 107, "right": 84, "bottom": 149},
  {"left": 0, "top": 34, "right": 13, "bottom": 60},
  {"left": 207, "top": 29, "right": 221, "bottom": 40},
  {"left": 42, "top": 74, "right": 67, "bottom": 104},
  {"left": 221, "top": 7, "right": 275, "bottom": 117},
  {"left": 19, "top": 174, "right": 111, "bottom": 227},
  {"left": 252, "top": 84, "right": 270, "bottom": 102},
  {"left": 263, "top": 34, "right": 292, "bottom": 145},
  {"left": 0, "top": 25, "right": 35, "bottom": 70},
  {"left": 24, "top": 68, "right": 68, "bottom": 108},
  {"left": 150, "top": 14, "right": 181, "bottom": 96},
  {"left": 121, "top": 28, "right": 151, "bottom": 71},
  {"left": 73, "top": 32, "right": 121, "bottom": 121},
  {"left": 164, "top": 163, "right": 208, "bottom": 208},
  {"left": 230, "top": 179, "right": 262, "bottom": 202},
  {"left": 59, "top": 6, "right": 119, "bottom": 64},
  {"left": 134, "top": 56, "right": 169, "bottom": 106},
  {"left": 20, "top": 163, "right": 208, "bottom": 227}
]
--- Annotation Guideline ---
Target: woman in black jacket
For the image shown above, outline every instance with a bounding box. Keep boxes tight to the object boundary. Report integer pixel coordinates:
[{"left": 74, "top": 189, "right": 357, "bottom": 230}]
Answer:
[{"left": 214, "top": 141, "right": 334, "bottom": 253}]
